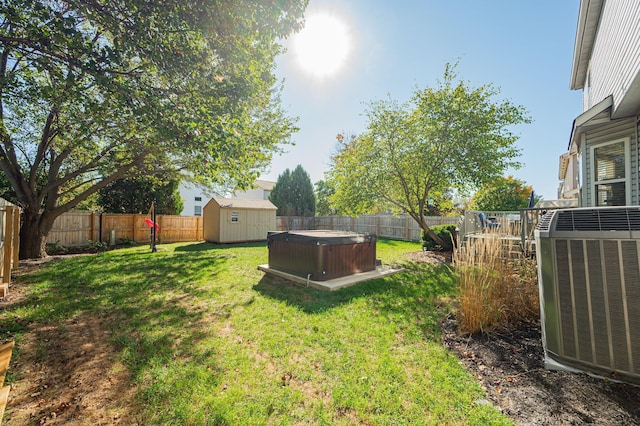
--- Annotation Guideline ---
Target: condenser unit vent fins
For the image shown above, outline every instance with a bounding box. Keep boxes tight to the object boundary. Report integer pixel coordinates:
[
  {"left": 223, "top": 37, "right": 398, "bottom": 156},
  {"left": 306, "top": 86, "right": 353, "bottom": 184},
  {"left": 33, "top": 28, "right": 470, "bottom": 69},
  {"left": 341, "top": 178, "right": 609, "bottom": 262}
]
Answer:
[{"left": 551, "top": 207, "right": 640, "bottom": 232}]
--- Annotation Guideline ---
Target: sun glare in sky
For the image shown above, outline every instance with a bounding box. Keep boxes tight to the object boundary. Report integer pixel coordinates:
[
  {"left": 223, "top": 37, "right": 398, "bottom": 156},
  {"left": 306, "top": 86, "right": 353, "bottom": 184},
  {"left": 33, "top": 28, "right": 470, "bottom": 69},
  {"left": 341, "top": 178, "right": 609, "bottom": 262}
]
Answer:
[{"left": 292, "top": 13, "right": 351, "bottom": 78}]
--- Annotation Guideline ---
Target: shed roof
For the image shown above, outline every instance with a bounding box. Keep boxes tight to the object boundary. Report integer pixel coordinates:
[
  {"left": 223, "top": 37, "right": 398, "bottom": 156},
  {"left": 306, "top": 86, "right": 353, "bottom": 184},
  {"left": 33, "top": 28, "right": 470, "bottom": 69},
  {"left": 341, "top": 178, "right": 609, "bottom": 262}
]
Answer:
[{"left": 210, "top": 198, "right": 277, "bottom": 210}]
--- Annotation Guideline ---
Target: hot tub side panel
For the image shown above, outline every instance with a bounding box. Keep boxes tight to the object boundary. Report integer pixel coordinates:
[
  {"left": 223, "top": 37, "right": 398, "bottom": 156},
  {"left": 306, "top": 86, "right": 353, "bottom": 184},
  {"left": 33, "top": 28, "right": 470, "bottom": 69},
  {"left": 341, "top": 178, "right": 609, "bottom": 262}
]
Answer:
[{"left": 267, "top": 239, "right": 376, "bottom": 281}]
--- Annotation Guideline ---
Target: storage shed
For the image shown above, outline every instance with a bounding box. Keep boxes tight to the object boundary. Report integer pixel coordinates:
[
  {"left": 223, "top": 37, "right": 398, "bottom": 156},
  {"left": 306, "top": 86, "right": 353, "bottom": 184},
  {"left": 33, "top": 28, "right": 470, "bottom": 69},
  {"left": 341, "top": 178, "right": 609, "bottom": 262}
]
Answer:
[{"left": 203, "top": 198, "right": 276, "bottom": 243}]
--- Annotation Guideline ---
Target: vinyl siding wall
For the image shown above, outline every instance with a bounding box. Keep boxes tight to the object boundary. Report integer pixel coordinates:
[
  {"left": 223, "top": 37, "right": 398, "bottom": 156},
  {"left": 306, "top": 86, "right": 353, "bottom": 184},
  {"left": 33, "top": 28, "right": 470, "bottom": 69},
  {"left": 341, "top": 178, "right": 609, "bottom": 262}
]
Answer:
[
  {"left": 585, "top": 0, "right": 640, "bottom": 113},
  {"left": 581, "top": 117, "right": 638, "bottom": 206}
]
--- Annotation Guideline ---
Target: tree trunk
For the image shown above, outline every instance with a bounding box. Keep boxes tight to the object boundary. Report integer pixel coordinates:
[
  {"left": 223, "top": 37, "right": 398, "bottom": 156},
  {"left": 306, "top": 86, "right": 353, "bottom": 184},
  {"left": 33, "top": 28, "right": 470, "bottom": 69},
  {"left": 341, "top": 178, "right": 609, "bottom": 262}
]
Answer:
[
  {"left": 419, "top": 220, "right": 454, "bottom": 252},
  {"left": 19, "top": 208, "right": 56, "bottom": 259}
]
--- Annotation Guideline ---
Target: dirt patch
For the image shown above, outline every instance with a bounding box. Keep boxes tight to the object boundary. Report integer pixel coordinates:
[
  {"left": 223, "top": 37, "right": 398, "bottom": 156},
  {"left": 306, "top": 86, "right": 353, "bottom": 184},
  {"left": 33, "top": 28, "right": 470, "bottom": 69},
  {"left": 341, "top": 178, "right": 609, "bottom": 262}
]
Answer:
[
  {"left": 2, "top": 264, "right": 139, "bottom": 425},
  {"left": 406, "top": 250, "right": 640, "bottom": 425},
  {"left": 404, "top": 249, "right": 452, "bottom": 264}
]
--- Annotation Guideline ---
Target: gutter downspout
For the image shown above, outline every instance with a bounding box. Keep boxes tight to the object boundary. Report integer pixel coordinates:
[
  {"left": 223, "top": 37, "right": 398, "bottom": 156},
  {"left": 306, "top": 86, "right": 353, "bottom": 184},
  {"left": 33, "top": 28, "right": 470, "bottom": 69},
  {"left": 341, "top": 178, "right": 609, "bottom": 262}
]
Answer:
[{"left": 636, "top": 115, "right": 640, "bottom": 205}]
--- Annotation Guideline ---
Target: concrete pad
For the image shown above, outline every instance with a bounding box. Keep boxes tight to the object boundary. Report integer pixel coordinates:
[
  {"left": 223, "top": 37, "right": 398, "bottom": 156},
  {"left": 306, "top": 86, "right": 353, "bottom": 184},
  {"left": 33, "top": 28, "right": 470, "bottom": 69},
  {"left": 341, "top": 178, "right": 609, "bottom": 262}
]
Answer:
[{"left": 257, "top": 264, "right": 405, "bottom": 291}]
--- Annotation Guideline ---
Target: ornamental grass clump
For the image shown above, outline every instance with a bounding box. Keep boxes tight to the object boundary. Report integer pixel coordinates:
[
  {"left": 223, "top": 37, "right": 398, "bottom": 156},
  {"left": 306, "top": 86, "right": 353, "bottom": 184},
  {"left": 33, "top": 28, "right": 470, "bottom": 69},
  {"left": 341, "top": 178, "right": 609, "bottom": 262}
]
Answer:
[{"left": 453, "top": 234, "right": 539, "bottom": 334}]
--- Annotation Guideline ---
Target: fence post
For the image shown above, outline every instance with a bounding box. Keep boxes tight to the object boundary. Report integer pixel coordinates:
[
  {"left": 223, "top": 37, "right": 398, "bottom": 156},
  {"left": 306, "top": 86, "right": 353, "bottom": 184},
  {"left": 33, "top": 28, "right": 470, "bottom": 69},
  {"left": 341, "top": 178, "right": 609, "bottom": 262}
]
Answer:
[
  {"left": 12, "top": 208, "right": 20, "bottom": 267},
  {"left": 406, "top": 217, "right": 411, "bottom": 241},
  {"left": 100, "top": 213, "right": 105, "bottom": 243},
  {"left": 3, "top": 206, "right": 15, "bottom": 286},
  {"left": 90, "top": 212, "right": 96, "bottom": 242}
]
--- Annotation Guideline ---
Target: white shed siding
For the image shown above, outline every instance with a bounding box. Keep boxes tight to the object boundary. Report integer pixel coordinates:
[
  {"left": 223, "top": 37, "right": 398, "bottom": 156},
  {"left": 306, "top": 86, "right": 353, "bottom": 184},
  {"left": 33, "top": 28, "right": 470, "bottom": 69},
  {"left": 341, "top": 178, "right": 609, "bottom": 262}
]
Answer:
[
  {"left": 581, "top": 117, "right": 637, "bottom": 206},
  {"left": 587, "top": 0, "right": 640, "bottom": 114}
]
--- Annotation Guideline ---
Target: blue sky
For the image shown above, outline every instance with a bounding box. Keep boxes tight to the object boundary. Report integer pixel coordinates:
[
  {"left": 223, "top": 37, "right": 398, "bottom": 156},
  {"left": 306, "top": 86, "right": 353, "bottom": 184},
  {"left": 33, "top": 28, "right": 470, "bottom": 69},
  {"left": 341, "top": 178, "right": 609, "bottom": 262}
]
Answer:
[{"left": 261, "top": 1, "right": 583, "bottom": 201}]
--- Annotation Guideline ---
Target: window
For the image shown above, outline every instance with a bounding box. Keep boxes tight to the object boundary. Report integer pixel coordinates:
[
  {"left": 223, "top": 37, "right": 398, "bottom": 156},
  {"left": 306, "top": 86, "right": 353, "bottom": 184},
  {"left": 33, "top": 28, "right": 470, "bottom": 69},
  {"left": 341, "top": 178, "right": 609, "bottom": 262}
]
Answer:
[
  {"left": 591, "top": 139, "right": 629, "bottom": 206},
  {"left": 231, "top": 211, "right": 239, "bottom": 222},
  {"left": 194, "top": 205, "right": 202, "bottom": 216},
  {"left": 194, "top": 196, "right": 202, "bottom": 202}
]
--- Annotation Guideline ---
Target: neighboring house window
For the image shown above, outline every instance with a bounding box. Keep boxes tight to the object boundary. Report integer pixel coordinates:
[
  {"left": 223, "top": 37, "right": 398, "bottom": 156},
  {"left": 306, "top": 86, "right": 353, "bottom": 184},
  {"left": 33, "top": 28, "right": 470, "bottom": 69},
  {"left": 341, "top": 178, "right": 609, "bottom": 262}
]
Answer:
[
  {"left": 194, "top": 205, "right": 202, "bottom": 216},
  {"left": 591, "top": 139, "right": 629, "bottom": 206},
  {"left": 195, "top": 196, "right": 202, "bottom": 201},
  {"left": 231, "top": 211, "right": 239, "bottom": 222},
  {"left": 264, "top": 190, "right": 270, "bottom": 200}
]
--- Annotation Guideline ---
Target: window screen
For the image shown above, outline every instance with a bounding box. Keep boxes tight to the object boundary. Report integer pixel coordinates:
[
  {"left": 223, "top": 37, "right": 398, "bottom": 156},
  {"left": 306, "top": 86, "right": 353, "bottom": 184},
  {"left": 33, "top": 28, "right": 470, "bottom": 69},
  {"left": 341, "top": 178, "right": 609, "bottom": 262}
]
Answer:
[
  {"left": 594, "top": 142, "right": 625, "bottom": 181},
  {"left": 593, "top": 140, "right": 626, "bottom": 206}
]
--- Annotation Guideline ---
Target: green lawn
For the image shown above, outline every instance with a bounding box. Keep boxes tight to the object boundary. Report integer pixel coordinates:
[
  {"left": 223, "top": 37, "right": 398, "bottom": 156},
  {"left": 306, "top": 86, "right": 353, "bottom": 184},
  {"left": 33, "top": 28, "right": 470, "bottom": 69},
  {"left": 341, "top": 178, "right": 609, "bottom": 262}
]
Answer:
[{"left": 2, "top": 239, "right": 511, "bottom": 425}]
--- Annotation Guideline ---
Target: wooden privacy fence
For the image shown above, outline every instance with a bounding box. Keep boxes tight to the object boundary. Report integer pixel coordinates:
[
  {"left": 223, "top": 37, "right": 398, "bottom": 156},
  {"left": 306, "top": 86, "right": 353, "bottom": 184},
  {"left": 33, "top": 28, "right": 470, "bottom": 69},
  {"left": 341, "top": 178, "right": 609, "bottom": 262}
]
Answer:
[
  {"left": 0, "top": 199, "right": 20, "bottom": 298},
  {"left": 48, "top": 211, "right": 457, "bottom": 247},
  {"left": 47, "top": 211, "right": 203, "bottom": 247},
  {"left": 276, "top": 214, "right": 459, "bottom": 242}
]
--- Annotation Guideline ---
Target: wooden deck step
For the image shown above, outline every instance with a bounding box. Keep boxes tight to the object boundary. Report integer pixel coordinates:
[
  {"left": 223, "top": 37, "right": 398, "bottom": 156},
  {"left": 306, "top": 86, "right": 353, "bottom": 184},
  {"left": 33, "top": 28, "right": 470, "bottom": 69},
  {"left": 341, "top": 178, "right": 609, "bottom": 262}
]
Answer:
[{"left": 0, "top": 341, "right": 15, "bottom": 425}]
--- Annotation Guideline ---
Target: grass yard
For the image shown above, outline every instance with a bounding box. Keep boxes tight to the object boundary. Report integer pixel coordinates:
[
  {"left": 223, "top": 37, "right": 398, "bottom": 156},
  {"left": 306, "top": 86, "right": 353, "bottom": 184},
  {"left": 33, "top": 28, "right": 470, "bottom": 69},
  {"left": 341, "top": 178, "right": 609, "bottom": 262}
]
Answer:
[{"left": 1, "top": 239, "right": 511, "bottom": 425}]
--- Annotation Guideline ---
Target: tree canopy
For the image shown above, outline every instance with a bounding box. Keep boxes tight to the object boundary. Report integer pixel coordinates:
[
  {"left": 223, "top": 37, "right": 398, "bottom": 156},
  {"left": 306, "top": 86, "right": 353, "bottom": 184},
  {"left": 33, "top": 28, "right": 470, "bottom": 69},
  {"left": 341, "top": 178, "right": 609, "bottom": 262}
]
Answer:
[
  {"left": 0, "top": 0, "right": 307, "bottom": 258},
  {"left": 269, "top": 165, "right": 315, "bottom": 216},
  {"left": 97, "top": 177, "right": 183, "bottom": 215},
  {"left": 469, "top": 176, "right": 540, "bottom": 211},
  {"left": 326, "top": 64, "right": 530, "bottom": 249},
  {"left": 314, "top": 179, "right": 337, "bottom": 216}
]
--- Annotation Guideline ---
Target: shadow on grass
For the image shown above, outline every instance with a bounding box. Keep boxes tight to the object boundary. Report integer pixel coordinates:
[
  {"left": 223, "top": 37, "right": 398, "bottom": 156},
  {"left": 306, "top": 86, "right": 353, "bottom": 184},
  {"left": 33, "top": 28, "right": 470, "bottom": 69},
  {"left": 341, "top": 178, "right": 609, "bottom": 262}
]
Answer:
[
  {"left": 173, "top": 241, "right": 266, "bottom": 252},
  {"left": 6, "top": 246, "right": 231, "bottom": 361},
  {"left": 254, "top": 261, "right": 457, "bottom": 335}
]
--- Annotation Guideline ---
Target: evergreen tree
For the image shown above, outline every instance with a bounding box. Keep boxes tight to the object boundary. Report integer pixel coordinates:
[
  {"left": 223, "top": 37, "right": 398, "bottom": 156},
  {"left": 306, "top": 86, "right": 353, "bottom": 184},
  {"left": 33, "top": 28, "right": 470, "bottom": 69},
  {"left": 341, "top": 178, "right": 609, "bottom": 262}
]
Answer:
[{"left": 270, "top": 165, "right": 315, "bottom": 216}]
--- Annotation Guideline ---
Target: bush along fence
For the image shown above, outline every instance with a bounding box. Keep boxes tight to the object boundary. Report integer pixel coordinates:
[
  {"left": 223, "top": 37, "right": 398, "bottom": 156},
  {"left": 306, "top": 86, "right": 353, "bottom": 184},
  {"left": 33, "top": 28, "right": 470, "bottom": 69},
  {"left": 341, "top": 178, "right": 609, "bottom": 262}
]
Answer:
[
  {"left": 276, "top": 214, "right": 459, "bottom": 242},
  {"left": 47, "top": 211, "right": 203, "bottom": 248},
  {"left": 0, "top": 199, "right": 20, "bottom": 298}
]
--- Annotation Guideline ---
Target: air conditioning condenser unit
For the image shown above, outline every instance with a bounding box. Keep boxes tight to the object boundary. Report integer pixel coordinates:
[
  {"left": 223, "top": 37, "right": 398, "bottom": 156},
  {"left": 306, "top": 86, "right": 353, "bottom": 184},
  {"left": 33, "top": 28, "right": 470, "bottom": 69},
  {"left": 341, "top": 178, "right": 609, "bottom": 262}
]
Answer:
[{"left": 535, "top": 207, "right": 640, "bottom": 385}]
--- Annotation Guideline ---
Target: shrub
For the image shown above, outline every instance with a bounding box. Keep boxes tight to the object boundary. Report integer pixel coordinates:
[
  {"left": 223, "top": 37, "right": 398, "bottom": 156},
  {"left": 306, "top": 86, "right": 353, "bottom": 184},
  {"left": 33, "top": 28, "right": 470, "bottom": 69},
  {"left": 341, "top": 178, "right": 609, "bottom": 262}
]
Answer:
[
  {"left": 453, "top": 235, "right": 539, "bottom": 334},
  {"left": 87, "top": 240, "right": 108, "bottom": 253},
  {"left": 118, "top": 237, "right": 136, "bottom": 246},
  {"left": 45, "top": 241, "right": 68, "bottom": 255},
  {"left": 421, "top": 224, "right": 457, "bottom": 251}
]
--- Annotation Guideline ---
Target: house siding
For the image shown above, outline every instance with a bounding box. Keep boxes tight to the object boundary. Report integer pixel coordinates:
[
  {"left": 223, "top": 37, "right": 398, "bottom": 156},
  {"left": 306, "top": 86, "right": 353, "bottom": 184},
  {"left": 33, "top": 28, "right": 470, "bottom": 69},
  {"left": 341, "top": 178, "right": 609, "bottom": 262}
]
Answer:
[
  {"left": 587, "top": 0, "right": 640, "bottom": 114},
  {"left": 581, "top": 117, "right": 637, "bottom": 206}
]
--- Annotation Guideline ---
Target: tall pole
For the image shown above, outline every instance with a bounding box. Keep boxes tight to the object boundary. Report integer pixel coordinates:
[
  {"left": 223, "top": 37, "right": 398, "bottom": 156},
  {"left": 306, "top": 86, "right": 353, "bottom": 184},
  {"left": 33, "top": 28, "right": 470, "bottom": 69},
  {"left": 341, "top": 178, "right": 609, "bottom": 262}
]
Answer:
[{"left": 151, "top": 200, "right": 157, "bottom": 252}]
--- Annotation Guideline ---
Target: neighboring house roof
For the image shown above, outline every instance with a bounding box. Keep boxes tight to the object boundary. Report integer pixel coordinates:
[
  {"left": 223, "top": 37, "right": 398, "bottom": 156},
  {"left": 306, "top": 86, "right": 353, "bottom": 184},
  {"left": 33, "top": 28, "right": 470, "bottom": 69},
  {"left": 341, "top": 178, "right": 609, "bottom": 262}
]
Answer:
[
  {"left": 570, "top": 0, "right": 605, "bottom": 90},
  {"left": 210, "top": 198, "right": 277, "bottom": 210},
  {"left": 254, "top": 180, "right": 275, "bottom": 191}
]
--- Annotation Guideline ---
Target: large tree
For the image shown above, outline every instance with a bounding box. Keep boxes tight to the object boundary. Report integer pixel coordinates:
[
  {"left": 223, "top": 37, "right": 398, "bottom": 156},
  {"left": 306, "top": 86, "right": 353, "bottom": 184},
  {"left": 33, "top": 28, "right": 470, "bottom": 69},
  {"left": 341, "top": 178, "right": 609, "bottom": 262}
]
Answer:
[
  {"left": 269, "top": 165, "right": 315, "bottom": 216},
  {"left": 469, "top": 175, "right": 540, "bottom": 211},
  {"left": 327, "top": 64, "right": 530, "bottom": 250},
  {"left": 0, "top": 0, "right": 306, "bottom": 258}
]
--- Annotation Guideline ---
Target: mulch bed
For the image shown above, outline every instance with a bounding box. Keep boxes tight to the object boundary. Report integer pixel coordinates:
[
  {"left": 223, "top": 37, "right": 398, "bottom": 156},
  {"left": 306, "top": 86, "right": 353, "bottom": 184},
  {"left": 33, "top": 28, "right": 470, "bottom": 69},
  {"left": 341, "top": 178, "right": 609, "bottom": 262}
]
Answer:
[{"left": 408, "top": 250, "right": 640, "bottom": 425}]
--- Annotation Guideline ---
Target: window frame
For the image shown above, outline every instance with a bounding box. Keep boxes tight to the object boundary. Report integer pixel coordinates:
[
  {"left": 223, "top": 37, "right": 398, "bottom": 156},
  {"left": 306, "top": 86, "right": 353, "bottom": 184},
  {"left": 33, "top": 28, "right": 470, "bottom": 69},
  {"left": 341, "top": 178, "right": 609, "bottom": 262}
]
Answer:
[{"left": 589, "top": 137, "right": 630, "bottom": 206}]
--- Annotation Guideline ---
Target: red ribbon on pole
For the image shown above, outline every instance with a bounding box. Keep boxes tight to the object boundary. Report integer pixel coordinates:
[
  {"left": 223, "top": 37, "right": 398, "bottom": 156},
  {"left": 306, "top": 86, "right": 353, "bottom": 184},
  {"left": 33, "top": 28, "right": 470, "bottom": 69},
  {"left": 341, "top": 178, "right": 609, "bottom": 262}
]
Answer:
[{"left": 144, "top": 218, "right": 159, "bottom": 232}]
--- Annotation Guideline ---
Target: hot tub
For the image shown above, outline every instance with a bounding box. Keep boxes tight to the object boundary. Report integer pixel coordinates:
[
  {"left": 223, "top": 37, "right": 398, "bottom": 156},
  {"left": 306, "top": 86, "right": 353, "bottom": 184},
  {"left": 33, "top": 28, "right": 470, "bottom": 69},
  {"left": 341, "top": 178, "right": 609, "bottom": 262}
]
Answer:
[{"left": 267, "top": 230, "right": 377, "bottom": 281}]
